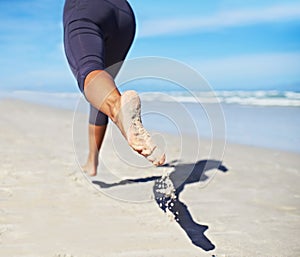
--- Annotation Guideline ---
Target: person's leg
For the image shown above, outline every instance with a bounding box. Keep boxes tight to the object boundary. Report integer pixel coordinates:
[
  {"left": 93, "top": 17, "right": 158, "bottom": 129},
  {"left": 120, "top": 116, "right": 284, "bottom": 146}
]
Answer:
[
  {"left": 82, "top": 123, "right": 107, "bottom": 176},
  {"left": 83, "top": 72, "right": 110, "bottom": 176},
  {"left": 84, "top": 70, "right": 166, "bottom": 166},
  {"left": 63, "top": 0, "right": 165, "bottom": 173},
  {"left": 63, "top": 16, "right": 109, "bottom": 176}
]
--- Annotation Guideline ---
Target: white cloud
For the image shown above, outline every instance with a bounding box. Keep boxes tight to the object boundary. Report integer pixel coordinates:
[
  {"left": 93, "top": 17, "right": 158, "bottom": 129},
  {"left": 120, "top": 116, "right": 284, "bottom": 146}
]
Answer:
[{"left": 139, "top": 3, "right": 300, "bottom": 37}]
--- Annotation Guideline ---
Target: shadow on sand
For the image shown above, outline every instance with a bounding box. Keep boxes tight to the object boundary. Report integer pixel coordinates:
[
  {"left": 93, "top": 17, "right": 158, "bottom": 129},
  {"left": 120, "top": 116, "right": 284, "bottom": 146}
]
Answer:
[{"left": 93, "top": 159, "right": 228, "bottom": 252}]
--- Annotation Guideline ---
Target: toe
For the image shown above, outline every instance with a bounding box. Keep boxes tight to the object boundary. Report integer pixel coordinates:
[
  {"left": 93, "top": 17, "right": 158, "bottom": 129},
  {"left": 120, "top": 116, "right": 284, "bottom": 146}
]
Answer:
[{"left": 153, "top": 153, "right": 166, "bottom": 166}]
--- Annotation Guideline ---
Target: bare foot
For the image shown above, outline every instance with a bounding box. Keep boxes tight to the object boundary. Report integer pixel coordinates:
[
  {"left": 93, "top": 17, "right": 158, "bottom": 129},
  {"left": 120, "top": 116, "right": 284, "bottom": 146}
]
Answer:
[
  {"left": 82, "top": 158, "right": 98, "bottom": 177},
  {"left": 116, "top": 90, "right": 165, "bottom": 166}
]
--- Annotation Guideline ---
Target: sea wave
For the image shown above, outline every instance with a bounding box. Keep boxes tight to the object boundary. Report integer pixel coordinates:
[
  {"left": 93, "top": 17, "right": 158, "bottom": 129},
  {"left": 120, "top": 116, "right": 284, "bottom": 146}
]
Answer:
[
  {"left": 1, "top": 90, "right": 300, "bottom": 107},
  {"left": 141, "top": 90, "right": 300, "bottom": 107}
]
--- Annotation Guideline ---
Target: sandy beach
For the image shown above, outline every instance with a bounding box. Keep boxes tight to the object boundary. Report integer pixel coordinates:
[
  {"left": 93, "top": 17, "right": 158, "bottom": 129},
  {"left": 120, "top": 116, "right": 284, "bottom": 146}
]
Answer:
[{"left": 0, "top": 98, "right": 299, "bottom": 257}]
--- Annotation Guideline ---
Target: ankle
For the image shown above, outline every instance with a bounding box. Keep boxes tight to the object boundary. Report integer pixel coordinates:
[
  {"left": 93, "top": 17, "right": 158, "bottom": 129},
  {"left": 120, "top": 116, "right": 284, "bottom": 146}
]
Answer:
[
  {"left": 106, "top": 92, "right": 121, "bottom": 123},
  {"left": 87, "top": 153, "right": 98, "bottom": 165}
]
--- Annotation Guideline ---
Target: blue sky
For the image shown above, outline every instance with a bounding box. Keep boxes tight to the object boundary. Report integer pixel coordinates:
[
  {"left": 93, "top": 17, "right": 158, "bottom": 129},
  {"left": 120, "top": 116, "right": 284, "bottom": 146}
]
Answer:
[{"left": 0, "top": 0, "right": 299, "bottom": 92}]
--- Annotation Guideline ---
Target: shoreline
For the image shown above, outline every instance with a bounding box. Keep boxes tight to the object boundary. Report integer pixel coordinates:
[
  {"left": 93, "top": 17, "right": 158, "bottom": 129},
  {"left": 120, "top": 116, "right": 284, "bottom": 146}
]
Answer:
[{"left": 1, "top": 96, "right": 300, "bottom": 154}]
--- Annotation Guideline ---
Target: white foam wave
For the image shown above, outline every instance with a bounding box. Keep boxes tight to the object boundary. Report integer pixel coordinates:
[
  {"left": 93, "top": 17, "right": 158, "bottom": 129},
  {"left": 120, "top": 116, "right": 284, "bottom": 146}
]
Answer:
[
  {"left": 141, "top": 90, "right": 300, "bottom": 107},
  {"left": 1, "top": 90, "right": 300, "bottom": 108}
]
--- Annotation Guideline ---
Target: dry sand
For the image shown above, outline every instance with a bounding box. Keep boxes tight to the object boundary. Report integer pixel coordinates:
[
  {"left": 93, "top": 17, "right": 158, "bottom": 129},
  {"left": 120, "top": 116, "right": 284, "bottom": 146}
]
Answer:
[{"left": 0, "top": 99, "right": 299, "bottom": 257}]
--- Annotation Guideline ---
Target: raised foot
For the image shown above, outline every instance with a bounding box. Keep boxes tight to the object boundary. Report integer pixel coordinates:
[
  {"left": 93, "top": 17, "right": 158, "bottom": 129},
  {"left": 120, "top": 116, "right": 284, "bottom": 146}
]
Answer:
[{"left": 117, "top": 90, "right": 165, "bottom": 166}]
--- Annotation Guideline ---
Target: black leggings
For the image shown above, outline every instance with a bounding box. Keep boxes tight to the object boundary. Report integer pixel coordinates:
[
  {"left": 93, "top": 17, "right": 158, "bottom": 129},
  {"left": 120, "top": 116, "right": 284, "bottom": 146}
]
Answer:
[{"left": 63, "top": 0, "right": 136, "bottom": 125}]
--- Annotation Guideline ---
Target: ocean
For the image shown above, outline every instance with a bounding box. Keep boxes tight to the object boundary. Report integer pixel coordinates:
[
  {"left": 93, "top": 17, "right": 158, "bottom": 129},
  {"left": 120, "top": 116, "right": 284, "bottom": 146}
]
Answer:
[{"left": 0, "top": 89, "right": 299, "bottom": 153}]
